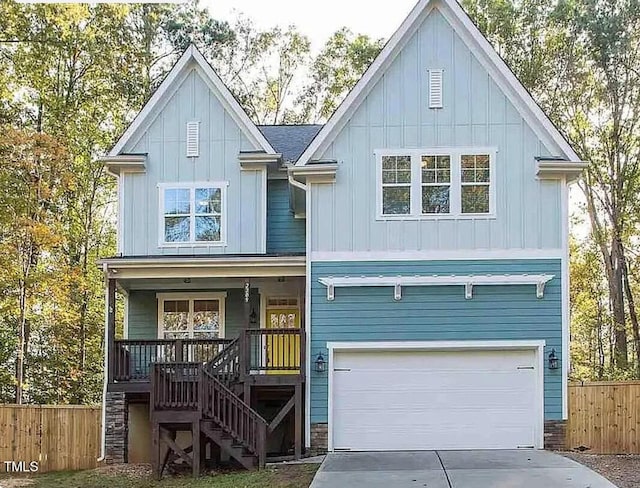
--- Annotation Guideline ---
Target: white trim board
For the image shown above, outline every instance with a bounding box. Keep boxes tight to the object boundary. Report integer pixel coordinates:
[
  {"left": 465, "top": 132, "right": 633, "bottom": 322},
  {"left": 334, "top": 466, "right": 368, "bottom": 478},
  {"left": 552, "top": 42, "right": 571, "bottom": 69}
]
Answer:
[
  {"left": 108, "top": 45, "right": 276, "bottom": 157},
  {"left": 296, "top": 0, "right": 580, "bottom": 166},
  {"left": 326, "top": 340, "right": 546, "bottom": 452},
  {"left": 310, "top": 249, "right": 563, "bottom": 262},
  {"left": 318, "top": 274, "right": 554, "bottom": 301},
  {"left": 561, "top": 177, "right": 569, "bottom": 419}
]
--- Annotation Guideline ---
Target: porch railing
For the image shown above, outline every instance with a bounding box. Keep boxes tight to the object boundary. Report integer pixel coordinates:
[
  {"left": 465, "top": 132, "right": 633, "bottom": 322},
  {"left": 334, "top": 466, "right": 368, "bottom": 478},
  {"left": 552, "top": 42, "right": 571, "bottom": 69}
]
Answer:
[
  {"left": 242, "top": 328, "right": 305, "bottom": 375},
  {"left": 151, "top": 362, "right": 200, "bottom": 410},
  {"left": 111, "top": 339, "right": 231, "bottom": 383},
  {"left": 110, "top": 330, "right": 305, "bottom": 384}
]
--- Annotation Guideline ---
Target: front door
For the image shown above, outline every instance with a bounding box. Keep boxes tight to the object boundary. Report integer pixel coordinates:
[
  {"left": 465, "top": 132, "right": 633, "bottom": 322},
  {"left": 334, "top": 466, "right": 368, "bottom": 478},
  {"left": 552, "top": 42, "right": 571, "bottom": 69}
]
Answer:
[{"left": 265, "top": 302, "right": 300, "bottom": 374}]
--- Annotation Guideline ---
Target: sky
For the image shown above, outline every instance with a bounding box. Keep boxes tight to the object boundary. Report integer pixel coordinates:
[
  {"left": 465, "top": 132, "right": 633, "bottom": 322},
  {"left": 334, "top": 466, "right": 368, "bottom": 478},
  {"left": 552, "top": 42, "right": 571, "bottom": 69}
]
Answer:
[{"left": 200, "top": 0, "right": 419, "bottom": 51}]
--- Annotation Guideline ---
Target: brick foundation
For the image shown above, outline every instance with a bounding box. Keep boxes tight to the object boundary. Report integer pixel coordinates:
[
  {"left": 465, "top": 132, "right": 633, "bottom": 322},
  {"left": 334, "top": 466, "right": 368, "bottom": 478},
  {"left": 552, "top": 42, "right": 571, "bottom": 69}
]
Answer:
[
  {"left": 544, "top": 420, "right": 567, "bottom": 450},
  {"left": 105, "top": 392, "right": 128, "bottom": 464},
  {"left": 310, "top": 423, "right": 328, "bottom": 454}
]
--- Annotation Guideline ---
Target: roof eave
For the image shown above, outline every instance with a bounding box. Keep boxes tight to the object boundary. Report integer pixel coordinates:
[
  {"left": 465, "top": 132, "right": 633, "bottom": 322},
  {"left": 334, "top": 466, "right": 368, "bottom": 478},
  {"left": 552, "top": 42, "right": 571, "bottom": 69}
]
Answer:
[
  {"left": 238, "top": 152, "right": 282, "bottom": 170},
  {"left": 289, "top": 163, "right": 338, "bottom": 184},
  {"left": 536, "top": 160, "right": 587, "bottom": 183},
  {"left": 99, "top": 154, "right": 147, "bottom": 177}
]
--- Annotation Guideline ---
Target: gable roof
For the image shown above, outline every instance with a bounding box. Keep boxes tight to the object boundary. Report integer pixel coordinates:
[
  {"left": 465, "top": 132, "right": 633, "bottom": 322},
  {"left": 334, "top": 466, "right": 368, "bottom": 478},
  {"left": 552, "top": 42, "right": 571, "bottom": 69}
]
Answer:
[
  {"left": 258, "top": 125, "right": 323, "bottom": 163},
  {"left": 296, "top": 0, "right": 581, "bottom": 166},
  {"left": 108, "top": 45, "right": 276, "bottom": 157}
]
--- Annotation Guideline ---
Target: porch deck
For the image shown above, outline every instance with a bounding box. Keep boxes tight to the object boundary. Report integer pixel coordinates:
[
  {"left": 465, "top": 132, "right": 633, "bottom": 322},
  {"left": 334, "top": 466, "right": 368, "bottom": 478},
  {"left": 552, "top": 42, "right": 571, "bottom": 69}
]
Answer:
[
  {"left": 105, "top": 278, "right": 305, "bottom": 476},
  {"left": 108, "top": 328, "right": 305, "bottom": 392}
]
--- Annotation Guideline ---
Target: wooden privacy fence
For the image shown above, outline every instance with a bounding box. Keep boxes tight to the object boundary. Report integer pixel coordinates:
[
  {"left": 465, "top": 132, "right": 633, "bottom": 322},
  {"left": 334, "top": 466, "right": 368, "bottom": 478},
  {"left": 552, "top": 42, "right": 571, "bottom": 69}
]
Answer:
[
  {"left": 567, "top": 381, "right": 640, "bottom": 454},
  {"left": 0, "top": 404, "right": 101, "bottom": 472}
]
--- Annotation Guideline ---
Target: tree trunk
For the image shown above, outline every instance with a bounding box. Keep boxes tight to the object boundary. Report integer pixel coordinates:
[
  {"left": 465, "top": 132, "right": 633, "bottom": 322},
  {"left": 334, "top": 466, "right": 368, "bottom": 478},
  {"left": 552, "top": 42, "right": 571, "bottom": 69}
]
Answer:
[
  {"left": 610, "top": 237, "right": 628, "bottom": 368},
  {"left": 622, "top": 249, "right": 640, "bottom": 376},
  {"left": 595, "top": 288, "right": 606, "bottom": 379},
  {"left": 15, "top": 278, "right": 27, "bottom": 405}
]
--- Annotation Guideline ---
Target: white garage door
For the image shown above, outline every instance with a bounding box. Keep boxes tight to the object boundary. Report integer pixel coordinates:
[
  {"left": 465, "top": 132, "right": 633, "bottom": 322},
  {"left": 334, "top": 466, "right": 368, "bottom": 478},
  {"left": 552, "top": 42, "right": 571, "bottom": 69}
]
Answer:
[{"left": 331, "top": 348, "right": 540, "bottom": 451}]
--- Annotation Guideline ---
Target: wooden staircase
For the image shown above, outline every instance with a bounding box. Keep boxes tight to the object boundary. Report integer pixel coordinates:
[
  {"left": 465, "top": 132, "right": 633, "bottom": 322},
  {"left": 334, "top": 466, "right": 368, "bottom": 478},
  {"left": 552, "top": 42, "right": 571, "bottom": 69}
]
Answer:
[{"left": 150, "top": 342, "right": 267, "bottom": 478}]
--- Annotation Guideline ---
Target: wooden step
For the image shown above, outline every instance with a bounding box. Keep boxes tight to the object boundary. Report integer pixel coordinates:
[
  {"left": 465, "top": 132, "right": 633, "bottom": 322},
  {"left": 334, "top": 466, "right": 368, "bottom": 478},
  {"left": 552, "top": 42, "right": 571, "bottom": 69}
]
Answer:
[{"left": 200, "top": 423, "right": 257, "bottom": 470}]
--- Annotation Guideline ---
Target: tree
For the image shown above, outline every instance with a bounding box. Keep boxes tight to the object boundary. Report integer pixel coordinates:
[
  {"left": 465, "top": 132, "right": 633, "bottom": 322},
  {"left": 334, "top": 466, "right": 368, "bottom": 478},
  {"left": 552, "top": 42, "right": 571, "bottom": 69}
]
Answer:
[
  {"left": 557, "top": 0, "right": 640, "bottom": 372},
  {"left": 0, "top": 127, "right": 75, "bottom": 403},
  {"left": 463, "top": 0, "right": 640, "bottom": 377},
  {"left": 236, "top": 26, "right": 311, "bottom": 124},
  {"left": 296, "top": 28, "right": 384, "bottom": 122},
  {"left": 1, "top": 1, "right": 142, "bottom": 403}
]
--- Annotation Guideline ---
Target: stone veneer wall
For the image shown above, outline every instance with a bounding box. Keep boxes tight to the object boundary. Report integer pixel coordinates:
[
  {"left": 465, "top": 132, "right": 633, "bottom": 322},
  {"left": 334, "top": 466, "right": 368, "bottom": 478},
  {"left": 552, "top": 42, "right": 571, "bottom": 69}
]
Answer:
[
  {"left": 310, "top": 423, "right": 328, "bottom": 454},
  {"left": 544, "top": 420, "right": 567, "bottom": 450},
  {"left": 310, "top": 421, "right": 566, "bottom": 452},
  {"left": 105, "top": 392, "right": 128, "bottom": 464}
]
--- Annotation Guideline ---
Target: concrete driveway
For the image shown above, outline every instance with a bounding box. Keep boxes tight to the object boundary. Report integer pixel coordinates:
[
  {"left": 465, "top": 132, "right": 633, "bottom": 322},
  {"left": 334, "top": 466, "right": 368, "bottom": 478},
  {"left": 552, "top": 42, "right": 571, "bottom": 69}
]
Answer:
[{"left": 309, "top": 450, "right": 618, "bottom": 488}]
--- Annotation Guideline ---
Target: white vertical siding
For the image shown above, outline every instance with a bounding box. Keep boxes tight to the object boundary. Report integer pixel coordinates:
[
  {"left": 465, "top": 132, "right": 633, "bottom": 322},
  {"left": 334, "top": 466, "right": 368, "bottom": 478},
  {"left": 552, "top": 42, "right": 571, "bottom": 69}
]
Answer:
[
  {"left": 310, "top": 8, "right": 562, "bottom": 254},
  {"left": 120, "top": 67, "right": 264, "bottom": 256}
]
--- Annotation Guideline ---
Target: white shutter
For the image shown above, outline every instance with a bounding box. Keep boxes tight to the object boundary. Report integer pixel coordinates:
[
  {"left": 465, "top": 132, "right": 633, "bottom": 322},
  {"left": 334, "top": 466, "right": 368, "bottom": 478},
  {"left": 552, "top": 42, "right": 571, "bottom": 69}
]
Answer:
[
  {"left": 186, "top": 121, "right": 199, "bottom": 157},
  {"left": 428, "top": 69, "right": 443, "bottom": 109}
]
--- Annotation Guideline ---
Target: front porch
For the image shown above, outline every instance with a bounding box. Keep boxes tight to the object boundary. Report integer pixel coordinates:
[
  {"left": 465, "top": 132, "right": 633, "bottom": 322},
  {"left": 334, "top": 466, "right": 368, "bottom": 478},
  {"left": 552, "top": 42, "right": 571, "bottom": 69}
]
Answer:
[
  {"left": 102, "top": 255, "right": 307, "bottom": 476},
  {"left": 109, "top": 329, "right": 305, "bottom": 392}
]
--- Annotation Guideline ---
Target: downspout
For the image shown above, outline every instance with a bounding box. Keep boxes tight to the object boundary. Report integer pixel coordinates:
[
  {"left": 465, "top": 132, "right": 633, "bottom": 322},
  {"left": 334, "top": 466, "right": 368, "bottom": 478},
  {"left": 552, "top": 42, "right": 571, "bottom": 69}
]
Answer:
[
  {"left": 98, "top": 262, "right": 109, "bottom": 462},
  {"left": 288, "top": 171, "right": 307, "bottom": 192}
]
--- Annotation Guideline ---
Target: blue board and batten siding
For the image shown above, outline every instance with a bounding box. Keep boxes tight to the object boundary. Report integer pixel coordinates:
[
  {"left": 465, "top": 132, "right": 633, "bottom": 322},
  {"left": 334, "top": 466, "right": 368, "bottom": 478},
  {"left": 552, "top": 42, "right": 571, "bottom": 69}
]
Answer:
[
  {"left": 266, "top": 179, "right": 305, "bottom": 253},
  {"left": 309, "top": 7, "right": 563, "bottom": 254},
  {"left": 309, "top": 260, "right": 563, "bottom": 424},
  {"left": 120, "top": 66, "right": 266, "bottom": 256}
]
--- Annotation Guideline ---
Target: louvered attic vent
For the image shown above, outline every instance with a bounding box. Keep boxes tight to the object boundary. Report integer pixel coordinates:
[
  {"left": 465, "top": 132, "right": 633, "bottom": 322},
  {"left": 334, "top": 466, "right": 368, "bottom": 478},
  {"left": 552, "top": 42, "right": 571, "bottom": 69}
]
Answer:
[
  {"left": 429, "top": 69, "right": 443, "bottom": 109},
  {"left": 186, "top": 121, "right": 200, "bottom": 157}
]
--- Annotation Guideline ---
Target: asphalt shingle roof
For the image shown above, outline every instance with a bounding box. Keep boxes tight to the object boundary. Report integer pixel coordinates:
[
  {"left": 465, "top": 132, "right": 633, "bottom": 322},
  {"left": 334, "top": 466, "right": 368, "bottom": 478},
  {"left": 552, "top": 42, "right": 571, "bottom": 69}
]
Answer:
[{"left": 258, "top": 125, "right": 323, "bottom": 163}]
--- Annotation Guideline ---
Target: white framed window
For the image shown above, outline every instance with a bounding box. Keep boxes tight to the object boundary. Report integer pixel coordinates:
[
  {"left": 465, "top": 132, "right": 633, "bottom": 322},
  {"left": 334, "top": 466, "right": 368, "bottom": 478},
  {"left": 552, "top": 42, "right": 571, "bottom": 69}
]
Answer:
[
  {"left": 375, "top": 148, "right": 496, "bottom": 219},
  {"left": 461, "top": 154, "right": 491, "bottom": 214},
  {"left": 381, "top": 155, "right": 412, "bottom": 215},
  {"left": 156, "top": 292, "right": 227, "bottom": 340},
  {"left": 158, "top": 182, "right": 228, "bottom": 246},
  {"left": 421, "top": 155, "right": 451, "bottom": 214}
]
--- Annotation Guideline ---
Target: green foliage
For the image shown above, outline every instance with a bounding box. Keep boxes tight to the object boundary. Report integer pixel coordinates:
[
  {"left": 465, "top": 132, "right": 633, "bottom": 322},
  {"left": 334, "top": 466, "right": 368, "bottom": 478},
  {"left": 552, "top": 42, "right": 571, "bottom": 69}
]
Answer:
[
  {"left": 0, "top": 0, "right": 382, "bottom": 404},
  {"left": 296, "top": 28, "right": 384, "bottom": 122},
  {"left": 0, "top": 127, "right": 77, "bottom": 403},
  {"left": 464, "top": 0, "right": 640, "bottom": 378}
]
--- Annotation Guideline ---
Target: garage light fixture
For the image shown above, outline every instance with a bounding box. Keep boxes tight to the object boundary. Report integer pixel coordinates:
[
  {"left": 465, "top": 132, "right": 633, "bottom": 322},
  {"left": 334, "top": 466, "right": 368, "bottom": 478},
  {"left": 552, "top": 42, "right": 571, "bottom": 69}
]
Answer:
[
  {"left": 548, "top": 349, "right": 559, "bottom": 370},
  {"left": 314, "top": 352, "right": 326, "bottom": 373}
]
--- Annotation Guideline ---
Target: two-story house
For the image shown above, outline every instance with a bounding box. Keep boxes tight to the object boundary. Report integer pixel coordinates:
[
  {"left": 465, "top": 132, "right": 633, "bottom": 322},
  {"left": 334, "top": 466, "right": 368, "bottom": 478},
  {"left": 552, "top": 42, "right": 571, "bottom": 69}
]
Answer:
[{"left": 99, "top": 0, "right": 585, "bottom": 477}]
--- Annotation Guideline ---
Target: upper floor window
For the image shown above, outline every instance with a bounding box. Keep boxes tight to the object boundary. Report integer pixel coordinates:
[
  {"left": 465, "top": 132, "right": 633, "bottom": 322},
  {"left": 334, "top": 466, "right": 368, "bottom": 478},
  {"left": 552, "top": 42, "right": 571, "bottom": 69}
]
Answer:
[
  {"left": 376, "top": 148, "right": 495, "bottom": 219},
  {"left": 159, "top": 182, "right": 227, "bottom": 246}
]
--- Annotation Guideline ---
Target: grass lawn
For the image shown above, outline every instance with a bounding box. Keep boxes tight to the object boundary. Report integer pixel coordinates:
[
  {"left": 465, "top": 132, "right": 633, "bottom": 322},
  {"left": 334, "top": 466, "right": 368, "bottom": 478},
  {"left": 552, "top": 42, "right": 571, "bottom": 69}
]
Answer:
[{"left": 0, "top": 464, "right": 320, "bottom": 488}]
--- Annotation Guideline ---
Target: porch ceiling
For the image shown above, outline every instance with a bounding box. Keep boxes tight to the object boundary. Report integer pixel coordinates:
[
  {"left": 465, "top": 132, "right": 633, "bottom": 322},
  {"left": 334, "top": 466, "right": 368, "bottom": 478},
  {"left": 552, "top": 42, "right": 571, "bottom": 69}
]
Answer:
[{"left": 99, "top": 255, "right": 306, "bottom": 280}]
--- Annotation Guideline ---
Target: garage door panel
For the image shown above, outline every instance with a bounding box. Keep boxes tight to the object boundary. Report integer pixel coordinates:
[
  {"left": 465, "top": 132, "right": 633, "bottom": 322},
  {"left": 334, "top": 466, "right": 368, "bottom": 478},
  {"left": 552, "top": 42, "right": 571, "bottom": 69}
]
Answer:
[
  {"left": 332, "top": 348, "right": 540, "bottom": 451},
  {"left": 334, "top": 349, "right": 535, "bottom": 370}
]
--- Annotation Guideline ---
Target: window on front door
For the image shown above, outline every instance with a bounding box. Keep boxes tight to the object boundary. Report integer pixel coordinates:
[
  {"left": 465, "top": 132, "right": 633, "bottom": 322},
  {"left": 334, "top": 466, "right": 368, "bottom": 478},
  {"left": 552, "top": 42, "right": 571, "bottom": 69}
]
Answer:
[{"left": 157, "top": 293, "right": 226, "bottom": 339}]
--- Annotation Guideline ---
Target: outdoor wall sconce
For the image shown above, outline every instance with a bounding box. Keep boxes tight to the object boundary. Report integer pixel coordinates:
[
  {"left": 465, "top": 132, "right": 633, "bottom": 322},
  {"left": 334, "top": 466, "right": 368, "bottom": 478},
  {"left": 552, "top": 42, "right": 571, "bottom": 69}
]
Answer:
[
  {"left": 249, "top": 309, "right": 257, "bottom": 325},
  {"left": 315, "top": 352, "right": 326, "bottom": 373},
  {"left": 548, "top": 349, "right": 559, "bottom": 370}
]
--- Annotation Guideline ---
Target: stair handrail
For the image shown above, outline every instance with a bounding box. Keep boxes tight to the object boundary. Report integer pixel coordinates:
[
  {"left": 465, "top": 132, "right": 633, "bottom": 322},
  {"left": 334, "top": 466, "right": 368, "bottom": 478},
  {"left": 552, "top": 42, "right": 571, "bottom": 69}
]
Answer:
[
  {"left": 204, "top": 337, "right": 240, "bottom": 386},
  {"left": 200, "top": 368, "right": 267, "bottom": 467}
]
